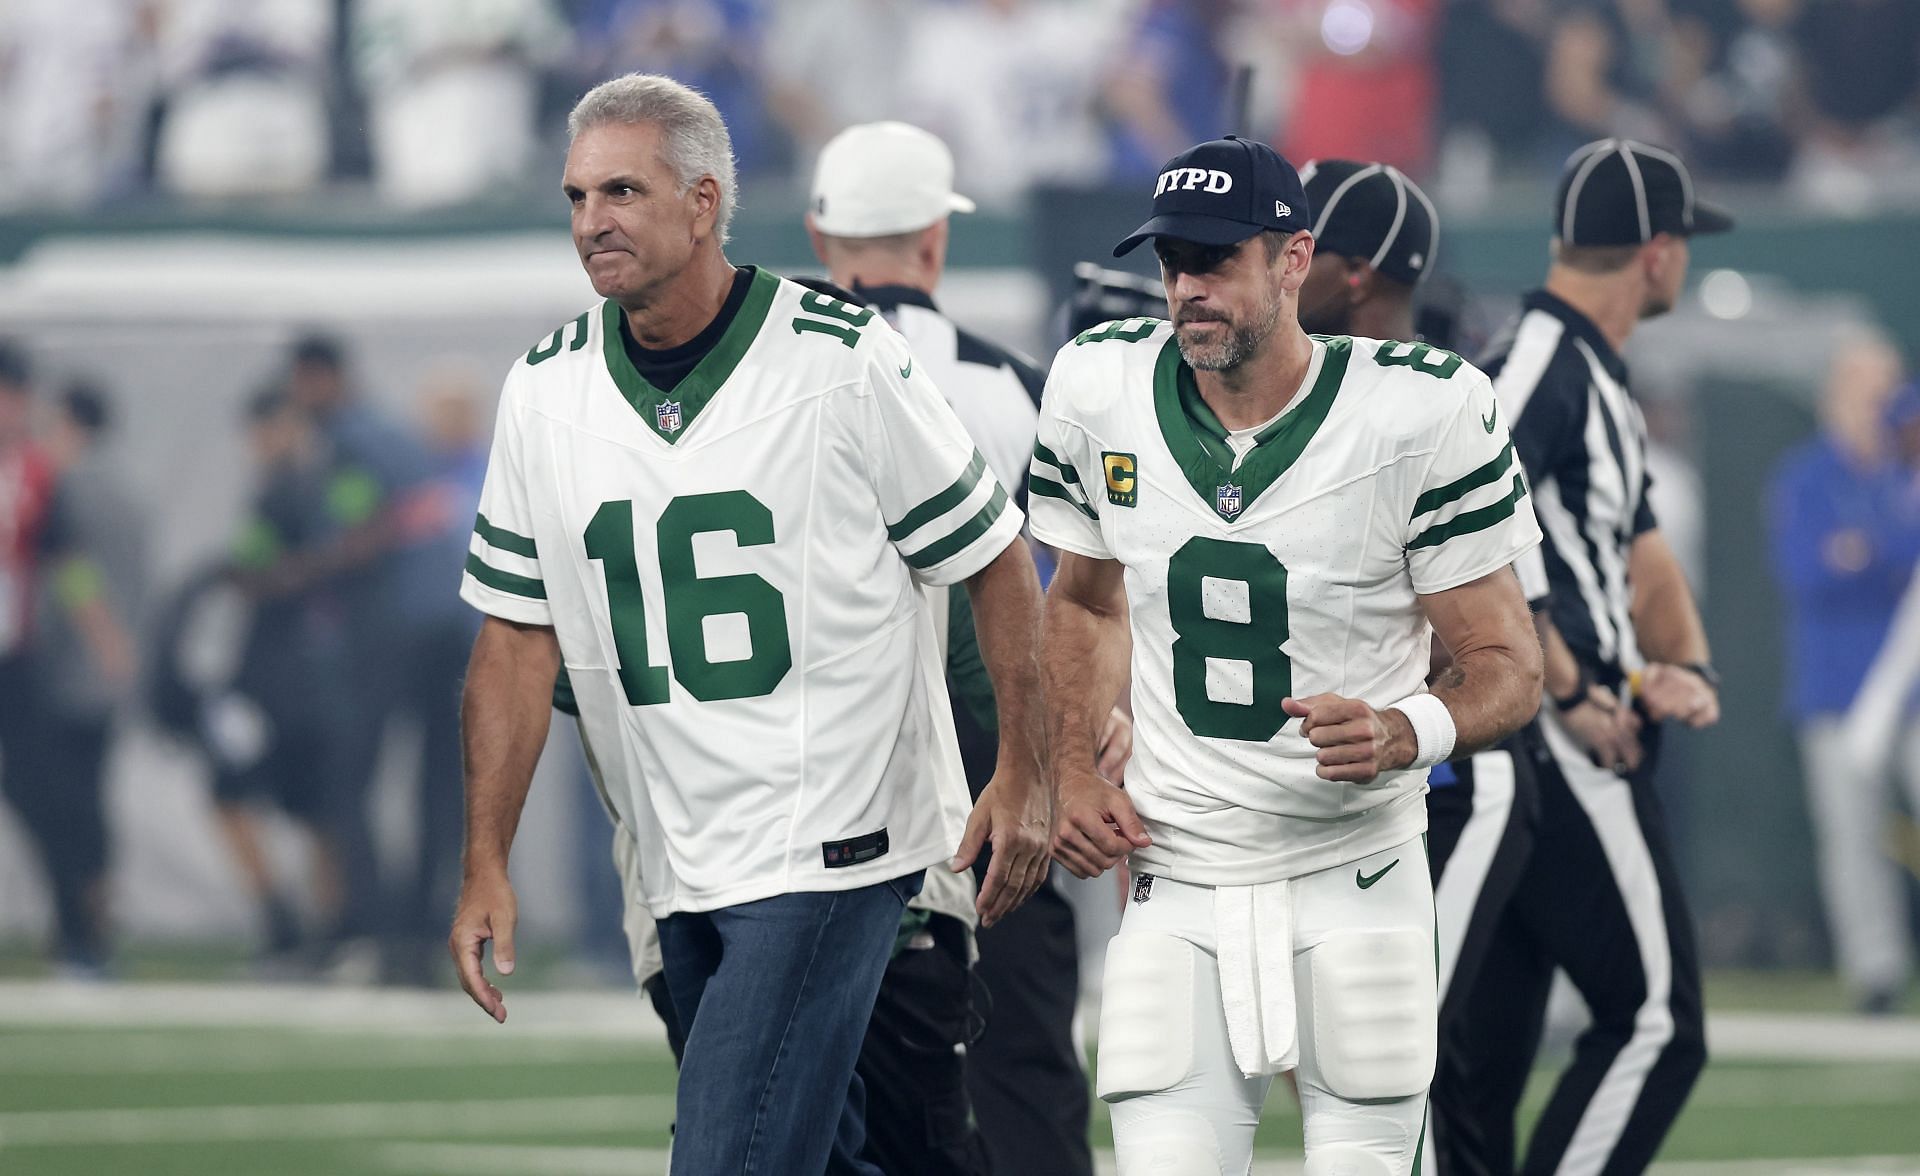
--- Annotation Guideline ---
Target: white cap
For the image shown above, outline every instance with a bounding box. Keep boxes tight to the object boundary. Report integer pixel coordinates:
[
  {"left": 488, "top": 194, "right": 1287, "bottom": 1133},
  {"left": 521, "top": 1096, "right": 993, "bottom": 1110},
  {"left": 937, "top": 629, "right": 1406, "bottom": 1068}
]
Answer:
[{"left": 809, "top": 122, "right": 976, "bottom": 238}]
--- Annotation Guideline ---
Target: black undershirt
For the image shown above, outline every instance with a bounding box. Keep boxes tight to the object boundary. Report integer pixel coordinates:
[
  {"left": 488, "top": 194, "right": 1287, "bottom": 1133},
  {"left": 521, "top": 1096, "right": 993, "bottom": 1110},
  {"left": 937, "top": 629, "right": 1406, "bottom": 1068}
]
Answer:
[{"left": 619, "top": 266, "right": 755, "bottom": 392}]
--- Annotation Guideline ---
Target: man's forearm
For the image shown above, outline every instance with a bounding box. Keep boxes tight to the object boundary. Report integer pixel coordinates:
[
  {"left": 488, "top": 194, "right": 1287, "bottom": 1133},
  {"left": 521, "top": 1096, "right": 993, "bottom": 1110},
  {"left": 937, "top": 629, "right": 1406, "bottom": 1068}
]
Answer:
[
  {"left": 1428, "top": 646, "right": 1542, "bottom": 755},
  {"left": 1041, "top": 585, "right": 1131, "bottom": 779},
  {"left": 461, "top": 616, "right": 561, "bottom": 875},
  {"left": 964, "top": 540, "right": 1047, "bottom": 776},
  {"left": 1630, "top": 531, "right": 1710, "bottom": 665}
]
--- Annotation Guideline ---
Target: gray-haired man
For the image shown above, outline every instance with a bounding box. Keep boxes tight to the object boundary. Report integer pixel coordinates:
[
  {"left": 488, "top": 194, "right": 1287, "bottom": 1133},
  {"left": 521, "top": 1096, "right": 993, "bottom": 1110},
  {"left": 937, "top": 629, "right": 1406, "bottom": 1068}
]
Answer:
[{"left": 448, "top": 73, "right": 1051, "bottom": 1173}]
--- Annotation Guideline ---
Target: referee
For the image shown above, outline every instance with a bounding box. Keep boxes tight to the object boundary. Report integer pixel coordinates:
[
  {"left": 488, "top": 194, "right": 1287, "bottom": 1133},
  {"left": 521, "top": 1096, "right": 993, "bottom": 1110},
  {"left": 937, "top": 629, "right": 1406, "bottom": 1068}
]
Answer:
[
  {"left": 1447, "top": 138, "right": 1730, "bottom": 1176},
  {"left": 807, "top": 121, "right": 1094, "bottom": 1176}
]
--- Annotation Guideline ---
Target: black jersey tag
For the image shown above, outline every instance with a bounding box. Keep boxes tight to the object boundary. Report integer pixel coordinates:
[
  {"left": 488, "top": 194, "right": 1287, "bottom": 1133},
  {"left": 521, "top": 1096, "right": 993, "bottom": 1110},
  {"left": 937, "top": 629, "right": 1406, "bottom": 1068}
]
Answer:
[{"left": 822, "top": 828, "right": 890, "bottom": 869}]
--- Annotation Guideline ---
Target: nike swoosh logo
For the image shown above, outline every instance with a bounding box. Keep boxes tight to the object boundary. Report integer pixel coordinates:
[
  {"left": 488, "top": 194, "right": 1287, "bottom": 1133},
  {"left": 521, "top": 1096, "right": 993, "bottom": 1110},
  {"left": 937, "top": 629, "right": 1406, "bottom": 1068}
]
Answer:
[
  {"left": 1482, "top": 405, "right": 1498, "bottom": 433},
  {"left": 1356, "top": 859, "right": 1399, "bottom": 889},
  {"left": 900, "top": 359, "right": 913, "bottom": 379}
]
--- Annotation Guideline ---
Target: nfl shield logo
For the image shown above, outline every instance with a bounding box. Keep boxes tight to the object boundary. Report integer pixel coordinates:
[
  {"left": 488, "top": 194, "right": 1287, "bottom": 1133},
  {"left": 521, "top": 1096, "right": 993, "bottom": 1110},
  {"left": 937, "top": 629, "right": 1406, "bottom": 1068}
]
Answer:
[
  {"left": 655, "top": 400, "right": 683, "bottom": 435},
  {"left": 1216, "top": 482, "right": 1243, "bottom": 519},
  {"left": 1132, "top": 873, "right": 1154, "bottom": 904}
]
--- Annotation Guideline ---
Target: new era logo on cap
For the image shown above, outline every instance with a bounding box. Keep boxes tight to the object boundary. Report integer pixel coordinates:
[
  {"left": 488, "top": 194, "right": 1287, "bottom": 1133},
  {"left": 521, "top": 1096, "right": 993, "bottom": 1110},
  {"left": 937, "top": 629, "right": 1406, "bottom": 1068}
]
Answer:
[
  {"left": 1555, "top": 138, "right": 1734, "bottom": 246},
  {"left": 1115, "top": 136, "right": 1312, "bottom": 257}
]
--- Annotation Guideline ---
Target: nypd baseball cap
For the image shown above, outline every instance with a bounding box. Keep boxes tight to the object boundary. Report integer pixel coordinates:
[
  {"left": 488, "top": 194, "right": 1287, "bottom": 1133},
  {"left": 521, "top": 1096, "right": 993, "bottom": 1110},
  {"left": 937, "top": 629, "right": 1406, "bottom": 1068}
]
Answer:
[
  {"left": 810, "top": 121, "right": 976, "bottom": 238},
  {"left": 1113, "top": 135, "right": 1312, "bottom": 257},
  {"left": 1554, "top": 138, "right": 1734, "bottom": 246},
  {"left": 1299, "top": 159, "right": 1439, "bottom": 286}
]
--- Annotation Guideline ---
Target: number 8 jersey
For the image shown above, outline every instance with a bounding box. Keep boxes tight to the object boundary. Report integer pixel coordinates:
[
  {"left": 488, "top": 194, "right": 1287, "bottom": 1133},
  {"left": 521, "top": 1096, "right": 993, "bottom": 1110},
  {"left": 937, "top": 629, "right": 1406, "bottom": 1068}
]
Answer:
[
  {"left": 461, "top": 268, "right": 1022, "bottom": 916},
  {"left": 1029, "top": 319, "right": 1541, "bottom": 884}
]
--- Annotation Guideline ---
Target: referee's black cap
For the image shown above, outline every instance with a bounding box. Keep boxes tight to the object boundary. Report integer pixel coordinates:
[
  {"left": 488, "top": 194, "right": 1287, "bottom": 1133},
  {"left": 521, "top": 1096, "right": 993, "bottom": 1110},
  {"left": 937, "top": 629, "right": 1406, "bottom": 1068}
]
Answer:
[
  {"left": 1299, "top": 159, "right": 1439, "bottom": 286},
  {"left": 1114, "top": 136, "right": 1312, "bottom": 257},
  {"left": 1554, "top": 138, "right": 1734, "bottom": 246}
]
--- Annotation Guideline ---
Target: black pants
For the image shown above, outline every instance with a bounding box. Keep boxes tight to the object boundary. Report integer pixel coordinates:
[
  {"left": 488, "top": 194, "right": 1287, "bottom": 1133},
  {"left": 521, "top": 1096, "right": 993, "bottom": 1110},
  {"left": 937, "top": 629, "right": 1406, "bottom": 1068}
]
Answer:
[
  {"left": 0, "top": 659, "right": 112, "bottom": 966},
  {"left": 856, "top": 912, "right": 992, "bottom": 1176},
  {"left": 1436, "top": 719, "right": 1706, "bottom": 1176},
  {"left": 966, "top": 870, "right": 1092, "bottom": 1176}
]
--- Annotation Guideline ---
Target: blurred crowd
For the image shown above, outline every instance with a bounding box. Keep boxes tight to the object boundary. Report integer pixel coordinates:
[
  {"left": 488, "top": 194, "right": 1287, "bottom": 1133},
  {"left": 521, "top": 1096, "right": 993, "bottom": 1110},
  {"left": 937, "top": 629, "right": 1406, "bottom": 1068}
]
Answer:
[
  {"left": 0, "top": 334, "right": 505, "bottom": 983},
  {"left": 0, "top": 0, "right": 1916, "bottom": 214}
]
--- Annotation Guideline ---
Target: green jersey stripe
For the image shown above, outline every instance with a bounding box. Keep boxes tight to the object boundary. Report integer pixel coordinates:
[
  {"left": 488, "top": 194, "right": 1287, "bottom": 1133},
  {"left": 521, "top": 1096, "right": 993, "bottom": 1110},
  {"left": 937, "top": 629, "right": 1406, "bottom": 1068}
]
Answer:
[
  {"left": 1407, "top": 474, "right": 1529, "bottom": 551},
  {"left": 1028, "top": 472, "right": 1096, "bottom": 520},
  {"left": 1410, "top": 440, "right": 1515, "bottom": 521},
  {"left": 887, "top": 449, "right": 987, "bottom": 542},
  {"left": 908, "top": 482, "right": 1011, "bottom": 569},
  {"left": 1031, "top": 440, "right": 1080, "bottom": 484},
  {"left": 474, "top": 512, "right": 538, "bottom": 558},
  {"left": 466, "top": 552, "right": 548, "bottom": 600}
]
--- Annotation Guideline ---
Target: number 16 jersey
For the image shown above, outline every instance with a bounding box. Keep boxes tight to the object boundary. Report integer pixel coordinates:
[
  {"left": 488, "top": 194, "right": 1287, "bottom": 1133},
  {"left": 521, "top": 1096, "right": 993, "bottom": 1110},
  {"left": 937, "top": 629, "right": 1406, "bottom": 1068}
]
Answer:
[
  {"left": 1028, "top": 320, "right": 1540, "bottom": 885},
  {"left": 461, "top": 268, "right": 1022, "bottom": 916}
]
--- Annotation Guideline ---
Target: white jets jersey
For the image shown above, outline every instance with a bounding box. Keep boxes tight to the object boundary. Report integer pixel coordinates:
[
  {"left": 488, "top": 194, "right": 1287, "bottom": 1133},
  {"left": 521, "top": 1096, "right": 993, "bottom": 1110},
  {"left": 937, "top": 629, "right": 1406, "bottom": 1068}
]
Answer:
[
  {"left": 462, "top": 267, "right": 1022, "bottom": 916},
  {"left": 1028, "top": 319, "right": 1541, "bottom": 885}
]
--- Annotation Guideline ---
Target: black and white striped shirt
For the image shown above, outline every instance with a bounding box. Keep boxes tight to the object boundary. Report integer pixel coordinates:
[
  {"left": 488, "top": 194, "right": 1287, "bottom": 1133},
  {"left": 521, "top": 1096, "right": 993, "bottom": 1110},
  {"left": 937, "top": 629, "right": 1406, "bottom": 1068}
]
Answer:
[{"left": 1480, "top": 289, "right": 1657, "bottom": 689}]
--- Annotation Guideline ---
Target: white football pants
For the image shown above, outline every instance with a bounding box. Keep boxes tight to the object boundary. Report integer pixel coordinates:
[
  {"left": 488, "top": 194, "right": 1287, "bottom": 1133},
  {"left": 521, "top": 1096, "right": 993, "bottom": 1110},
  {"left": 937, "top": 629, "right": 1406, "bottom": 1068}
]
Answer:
[{"left": 1099, "top": 837, "right": 1435, "bottom": 1176}]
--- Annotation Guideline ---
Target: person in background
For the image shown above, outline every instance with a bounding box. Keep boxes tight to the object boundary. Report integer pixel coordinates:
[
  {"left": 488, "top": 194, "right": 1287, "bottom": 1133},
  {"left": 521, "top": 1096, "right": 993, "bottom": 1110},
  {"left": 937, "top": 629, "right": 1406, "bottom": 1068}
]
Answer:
[
  {"left": 26, "top": 383, "right": 147, "bottom": 976},
  {"left": 212, "top": 387, "right": 348, "bottom": 969},
  {"left": 383, "top": 364, "right": 492, "bottom": 986},
  {"left": 1768, "top": 331, "right": 1920, "bottom": 1014},
  {"left": 1103, "top": 0, "right": 1237, "bottom": 182},
  {"left": 0, "top": 345, "right": 61, "bottom": 969}
]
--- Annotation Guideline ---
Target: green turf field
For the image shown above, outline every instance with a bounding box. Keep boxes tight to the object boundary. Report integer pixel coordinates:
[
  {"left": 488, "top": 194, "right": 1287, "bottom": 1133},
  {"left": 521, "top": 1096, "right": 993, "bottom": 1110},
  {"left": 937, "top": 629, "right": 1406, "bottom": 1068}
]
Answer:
[{"left": 0, "top": 971, "right": 1917, "bottom": 1174}]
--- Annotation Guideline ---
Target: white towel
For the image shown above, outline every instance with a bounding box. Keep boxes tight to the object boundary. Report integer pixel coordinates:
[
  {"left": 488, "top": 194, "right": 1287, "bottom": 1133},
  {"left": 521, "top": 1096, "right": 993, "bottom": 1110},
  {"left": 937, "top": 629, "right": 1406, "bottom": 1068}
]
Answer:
[{"left": 1214, "top": 879, "right": 1297, "bottom": 1078}]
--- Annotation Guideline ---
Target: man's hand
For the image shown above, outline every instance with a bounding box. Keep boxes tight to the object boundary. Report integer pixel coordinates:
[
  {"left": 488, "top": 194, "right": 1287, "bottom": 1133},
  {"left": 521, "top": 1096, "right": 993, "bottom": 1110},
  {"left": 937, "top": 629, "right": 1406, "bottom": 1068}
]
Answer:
[
  {"left": 449, "top": 869, "right": 518, "bottom": 1024},
  {"left": 1051, "top": 767, "right": 1152, "bottom": 879},
  {"left": 1559, "top": 686, "right": 1644, "bottom": 774},
  {"left": 1283, "top": 694, "right": 1415, "bottom": 784},
  {"left": 951, "top": 768, "right": 1051, "bottom": 928},
  {"left": 1637, "top": 663, "right": 1720, "bottom": 728},
  {"left": 1096, "top": 706, "right": 1134, "bottom": 783}
]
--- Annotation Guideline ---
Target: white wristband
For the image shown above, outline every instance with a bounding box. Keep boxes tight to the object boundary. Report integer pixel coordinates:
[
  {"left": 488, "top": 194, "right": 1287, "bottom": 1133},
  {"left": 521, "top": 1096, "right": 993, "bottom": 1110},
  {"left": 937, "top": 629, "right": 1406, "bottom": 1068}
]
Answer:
[{"left": 1390, "top": 693, "right": 1457, "bottom": 771}]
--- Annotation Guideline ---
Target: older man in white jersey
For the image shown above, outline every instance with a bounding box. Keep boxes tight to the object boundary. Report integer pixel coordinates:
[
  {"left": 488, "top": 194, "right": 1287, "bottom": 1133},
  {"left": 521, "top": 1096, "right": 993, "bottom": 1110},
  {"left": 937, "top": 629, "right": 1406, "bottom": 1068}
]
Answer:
[{"left": 449, "top": 74, "right": 1049, "bottom": 1175}]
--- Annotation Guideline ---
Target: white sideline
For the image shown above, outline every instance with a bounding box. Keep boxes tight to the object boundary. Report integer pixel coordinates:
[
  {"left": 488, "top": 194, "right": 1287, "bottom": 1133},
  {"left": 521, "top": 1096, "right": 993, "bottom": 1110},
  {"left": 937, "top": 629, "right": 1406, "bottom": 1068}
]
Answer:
[{"left": 0, "top": 1095, "right": 672, "bottom": 1147}]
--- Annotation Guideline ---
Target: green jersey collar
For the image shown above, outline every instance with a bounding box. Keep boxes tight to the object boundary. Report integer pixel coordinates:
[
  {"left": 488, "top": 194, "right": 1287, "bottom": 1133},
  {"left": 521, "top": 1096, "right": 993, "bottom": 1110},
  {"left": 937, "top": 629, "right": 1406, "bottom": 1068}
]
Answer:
[
  {"left": 1153, "top": 333, "right": 1352, "bottom": 521},
  {"left": 601, "top": 265, "right": 780, "bottom": 444}
]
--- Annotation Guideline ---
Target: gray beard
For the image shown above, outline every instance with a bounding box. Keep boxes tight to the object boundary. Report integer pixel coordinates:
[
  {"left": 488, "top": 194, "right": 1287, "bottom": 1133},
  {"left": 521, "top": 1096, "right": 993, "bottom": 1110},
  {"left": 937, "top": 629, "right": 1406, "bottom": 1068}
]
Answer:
[{"left": 1176, "top": 295, "right": 1284, "bottom": 372}]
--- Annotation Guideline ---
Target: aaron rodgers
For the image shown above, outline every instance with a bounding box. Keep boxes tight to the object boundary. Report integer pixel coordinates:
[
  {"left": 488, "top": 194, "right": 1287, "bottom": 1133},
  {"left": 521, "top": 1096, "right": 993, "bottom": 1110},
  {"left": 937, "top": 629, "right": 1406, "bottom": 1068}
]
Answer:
[{"left": 1035, "top": 136, "right": 1544, "bottom": 1176}]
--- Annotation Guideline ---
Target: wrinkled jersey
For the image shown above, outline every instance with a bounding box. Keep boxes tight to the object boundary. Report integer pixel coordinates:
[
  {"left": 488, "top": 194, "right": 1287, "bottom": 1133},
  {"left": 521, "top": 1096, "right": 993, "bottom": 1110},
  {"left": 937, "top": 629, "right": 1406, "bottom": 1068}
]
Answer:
[
  {"left": 463, "top": 268, "right": 1021, "bottom": 915},
  {"left": 1028, "top": 319, "right": 1540, "bottom": 884}
]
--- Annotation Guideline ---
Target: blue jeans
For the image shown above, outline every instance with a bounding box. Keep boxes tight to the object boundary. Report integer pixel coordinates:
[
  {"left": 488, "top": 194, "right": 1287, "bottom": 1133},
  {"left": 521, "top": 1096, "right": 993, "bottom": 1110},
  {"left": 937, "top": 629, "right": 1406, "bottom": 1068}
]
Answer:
[{"left": 657, "top": 873, "right": 922, "bottom": 1175}]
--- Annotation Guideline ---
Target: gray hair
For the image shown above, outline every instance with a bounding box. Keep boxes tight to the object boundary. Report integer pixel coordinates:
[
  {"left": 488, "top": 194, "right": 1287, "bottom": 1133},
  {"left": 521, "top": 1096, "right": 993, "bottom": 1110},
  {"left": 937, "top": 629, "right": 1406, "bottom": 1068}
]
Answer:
[{"left": 569, "top": 73, "right": 737, "bottom": 244}]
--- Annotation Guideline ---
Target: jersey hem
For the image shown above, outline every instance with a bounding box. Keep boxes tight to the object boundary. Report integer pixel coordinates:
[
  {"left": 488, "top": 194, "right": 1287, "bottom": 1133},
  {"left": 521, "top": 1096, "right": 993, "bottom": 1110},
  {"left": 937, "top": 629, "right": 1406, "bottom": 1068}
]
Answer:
[
  {"left": 912, "top": 508, "right": 1023, "bottom": 587},
  {"left": 1409, "top": 533, "right": 1542, "bottom": 596},
  {"left": 640, "top": 839, "right": 954, "bottom": 917},
  {"left": 1028, "top": 517, "right": 1112, "bottom": 561}
]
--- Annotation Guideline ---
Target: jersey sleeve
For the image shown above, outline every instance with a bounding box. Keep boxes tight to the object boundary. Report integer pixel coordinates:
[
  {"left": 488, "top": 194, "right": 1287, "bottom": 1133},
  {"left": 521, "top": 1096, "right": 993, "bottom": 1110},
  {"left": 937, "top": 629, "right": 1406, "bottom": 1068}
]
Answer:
[
  {"left": 1406, "top": 372, "right": 1544, "bottom": 595},
  {"left": 1026, "top": 358, "right": 1111, "bottom": 559},
  {"left": 460, "top": 369, "right": 553, "bottom": 626},
  {"left": 859, "top": 327, "right": 1023, "bottom": 586}
]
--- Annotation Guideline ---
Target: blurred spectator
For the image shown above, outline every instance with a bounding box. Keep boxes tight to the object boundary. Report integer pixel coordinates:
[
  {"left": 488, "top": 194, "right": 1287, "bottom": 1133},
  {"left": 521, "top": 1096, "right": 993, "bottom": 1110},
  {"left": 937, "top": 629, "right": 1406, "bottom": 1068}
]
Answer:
[
  {"left": 353, "top": 0, "right": 567, "bottom": 207},
  {"left": 763, "top": 0, "right": 915, "bottom": 167},
  {"left": 0, "top": 0, "right": 158, "bottom": 209},
  {"left": 1103, "top": 0, "right": 1238, "bottom": 179},
  {"left": 0, "top": 344, "right": 62, "bottom": 968},
  {"left": 1435, "top": 0, "right": 1553, "bottom": 188},
  {"left": 201, "top": 387, "right": 345, "bottom": 967},
  {"left": 1654, "top": 0, "right": 1796, "bottom": 180},
  {"left": 1767, "top": 330, "right": 1920, "bottom": 1014},
  {"left": 27, "top": 384, "right": 148, "bottom": 976},
  {"left": 1788, "top": 0, "right": 1920, "bottom": 213},
  {"left": 1271, "top": 0, "right": 1440, "bottom": 176},
  {"left": 572, "top": 0, "right": 775, "bottom": 177},
  {"left": 152, "top": 0, "right": 333, "bottom": 198},
  {"left": 899, "top": 0, "right": 1123, "bottom": 206},
  {"left": 383, "top": 363, "right": 489, "bottom": 986}
]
